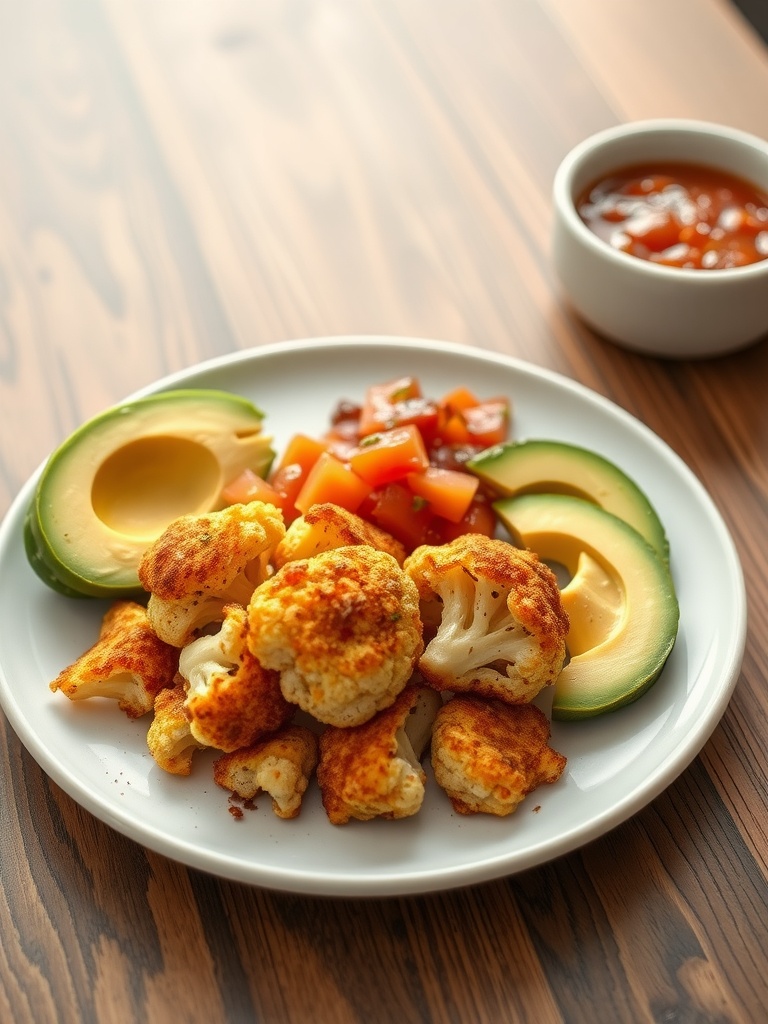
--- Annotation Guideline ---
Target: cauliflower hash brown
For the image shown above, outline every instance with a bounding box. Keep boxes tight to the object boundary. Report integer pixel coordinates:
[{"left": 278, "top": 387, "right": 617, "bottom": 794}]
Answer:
[
  {"left": 50, "top": 600, "right": 178, "bottom": 718},
  {"left": 317, "top": 684, "right": 442, "bottom": 825},
  {"left": 138, "top": 500, "right": 285, "bottom": 646},
  {"left": 49, "top": 501, "right": 569, "bottom": 824},
  {"left": 273, "top": 502, "right": 407, "bottom": 569},
  {"left": 179, "top": 603, "right": 294, "bottom": 752},
  {"left": 404, "top": 534, "right": 569, "bottom": 704},
  {"left": 147, "top": 679, "right": 205, "bottom": 776},
  {"left": 247, "top": 544, "right": 424, "bottom": 727},
  {"left": 431, "top": 694, "right": 567, "bottom": 816},
  {"left": 214, "top": 725, "right": 319, "bottom": 820}
]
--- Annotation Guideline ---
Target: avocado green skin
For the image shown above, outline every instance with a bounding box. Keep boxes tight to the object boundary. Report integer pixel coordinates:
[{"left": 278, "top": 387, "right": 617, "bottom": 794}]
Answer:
[
  {"left": 468, "top": 439, "right": 669, "bottom": 564},
  {"left": 493, "top": 493, "right": 679, "bottom": 721},
  {"left": 26, "top": 388, "right": 269, "bottom": 599},
  {"left": 24, "top": 510, "right": 92, "bottom": 599}
]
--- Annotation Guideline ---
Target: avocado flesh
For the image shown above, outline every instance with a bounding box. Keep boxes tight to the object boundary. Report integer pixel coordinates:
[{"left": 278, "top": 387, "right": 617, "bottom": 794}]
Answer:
[
  {"left": 28, "top": 389, "right": 274, "bottom": 598},
  {"left": 468, "top": 439, "right": 669, "bottom": 563},
  {"left": 493, "top": 493, "right": 679, "bottom": 720}
]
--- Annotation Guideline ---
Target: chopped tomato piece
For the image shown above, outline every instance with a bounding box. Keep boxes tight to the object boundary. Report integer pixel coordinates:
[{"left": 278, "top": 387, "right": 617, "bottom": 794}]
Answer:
[
  {"left": 348, "top": 424, "right": 430, "bottom": 487},
  {"left": 440, "top": 386, "right": 480, "bottom": 414},
  {"left": 406, "top": 466, "right": 479, "bottom": 523},
  {"left": 368, "top": 483, "right": 436, "bottom": 551},
  {"left": 439, "top": 412, "right": 473, "bottom": 446},
  {"left": 358, "top": 376, "right": 423, "bottom": 436},
  {"left": 461, "top": 399, "right": 510, "bottom": 447},
  {"left": 268, "top": 433, "right": 329, "bottom": 520},
  {"left": 221, "top": 469, "right": 286, "bottom": 510},
  {"left": 294, "top": 452, "right": 372, "bottom": 515},
  {"left": 356, "top": 376, "right": 441, "bottom": 442},
  {"left": 438, "top": 496, "right": 498, "bottom": 542},
  {"left": 271, "top": 433, "right": 328, "bottom": 476}
]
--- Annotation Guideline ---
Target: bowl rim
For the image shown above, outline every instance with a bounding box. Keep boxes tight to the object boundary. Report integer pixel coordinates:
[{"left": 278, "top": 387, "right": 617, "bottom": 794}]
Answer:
[{"left": 553, "top": 117, "right": 768, "bottom": 284}]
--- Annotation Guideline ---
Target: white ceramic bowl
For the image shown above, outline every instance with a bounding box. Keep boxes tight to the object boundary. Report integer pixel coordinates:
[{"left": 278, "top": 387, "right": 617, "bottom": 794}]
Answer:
[{"left": 552, "top": 119, "right": 768, "bottom": 358}]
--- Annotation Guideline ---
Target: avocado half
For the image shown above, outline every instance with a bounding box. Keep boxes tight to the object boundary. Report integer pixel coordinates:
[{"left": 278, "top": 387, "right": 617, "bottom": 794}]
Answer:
[
  {"left": 494, "top": 493, "right": 679, "bottom": 720},
  {"left": 26, "top": 389, "right": 274, "bottom": 599},
  {"left": 467, "top": 439, "right": 669, "bottom": 563}
]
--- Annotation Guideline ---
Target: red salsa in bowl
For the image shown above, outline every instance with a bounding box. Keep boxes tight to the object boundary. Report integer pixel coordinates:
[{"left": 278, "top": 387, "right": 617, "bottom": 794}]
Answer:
[{"left": 577, "top": 162, "right": 768, "bottom": 269}]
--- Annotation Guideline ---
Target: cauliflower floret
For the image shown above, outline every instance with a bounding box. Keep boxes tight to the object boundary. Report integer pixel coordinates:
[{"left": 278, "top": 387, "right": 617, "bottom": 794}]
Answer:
[
  {"left": 273, "top": 502, "right": 407, "bottom": 569},
  {"left": 213, "top": 725, "right": 319, "bottom": 819},
  {"left": 179, "top": 603, "right": 294, "bottom": 752},
  {"left": 50, "top": 600, "right": 178, "bottom": 718},
  {"left": 146, "top": 678, "right": 206, "bottom": 776},
  {"left": 404, "top": 534, "right": 568, "bottom": 704},
  {"left": 431, "top": 694, "right": 566, "bottom": 816},
  {"left": 247, "top": 545, "right": 423, "bottom": 727},
  {"left": 317, "top": 683, "right": 442, "bottom": 825},
  {"left": 138, "top": 500, "right": 285, "bottom": 646}
]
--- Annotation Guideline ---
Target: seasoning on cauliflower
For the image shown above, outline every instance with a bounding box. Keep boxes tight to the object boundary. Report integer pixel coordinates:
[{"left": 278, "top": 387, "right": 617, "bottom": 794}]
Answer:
[
  {"left": 273, "top": 502, "right": 407, "bottom": 569},
  {"left": 179, "top": 602, "right": 294, "bottom": 752},
  {"left": 146, "top": 679, "right": 206, "bottom": 776},
  {"left": 247, "top": 545, "right": 423, "bottom": 727},
  {"left": 431, "top": 694, "right": 566, "bottom": 816},
  {"left": 404, "top": 534, "right": 569, "bottom": 704},
  {"left": 138, "top": 500, "right": 285, "bottom": 646},
  {"left": 49, "top": 600, "right": 178, "bottom": 718},
  {"left": 213, "top": 725, "right": 319, "bottom": 819},
  {"left": 317, "top": 683, "right": 442, "bottom": 825}
]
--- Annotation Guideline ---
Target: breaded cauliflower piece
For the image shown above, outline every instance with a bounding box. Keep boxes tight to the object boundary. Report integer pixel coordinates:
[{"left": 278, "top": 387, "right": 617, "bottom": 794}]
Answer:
[
  {"left": 213, "top": 725, "right": 319, "bottom": 819},
  {"left": 273, "top": 502, "right": 407, "bottom": 569},
  {"left": 179, "top": 603, "right": 294, "bottom": 752},
  {"left": 146, "top": 678, "right": 206, "bottom": 776},
  {"left": 404, "top": 534, "right": 568, "bottom": 704},
  {"left": 317, "top": 684, "right": 442, "bottom": 825},
  {"left": 138, "top": 500, "right": 285, "bottom": 646},
  {"left": 50, "top": 600, "right": 178, "bottom": 718},
  {"left": 431, "top": 694, "right": 566, "bottom": 816},
  {"left": 247, "top": 545, "right": 423, "bottom": 727}
]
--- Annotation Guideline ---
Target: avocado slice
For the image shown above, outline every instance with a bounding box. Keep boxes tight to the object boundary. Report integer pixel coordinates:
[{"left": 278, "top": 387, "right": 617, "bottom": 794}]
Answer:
[
  {"left": 27, "top": 389, "right": 274, "bottom": 599},
  {"left": 468, "top": 439, "right": 669, "bottom": 563},
  {"left": 493, "top": 493, "right": 679, "bottom": 720}
]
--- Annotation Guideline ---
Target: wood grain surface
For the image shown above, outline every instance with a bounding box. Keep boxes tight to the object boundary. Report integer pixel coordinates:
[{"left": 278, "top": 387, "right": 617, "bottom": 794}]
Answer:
[{"left": 2, "top": 2, "right": 768, "bottom": 1022}]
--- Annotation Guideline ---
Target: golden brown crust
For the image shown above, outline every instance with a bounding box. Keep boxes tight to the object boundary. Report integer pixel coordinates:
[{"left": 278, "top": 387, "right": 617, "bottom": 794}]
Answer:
[
  {"left": 273, "top": 503, "right": 407, "bottom": 568},
  {"left": 146, "top": 678, "right": 205, "bottom": 776},
  {"left": 431, "top": 694, "right": 566, "bottom": 816},
  {"left": 404, "top": 534, "right": 569, "bottom": 702},
  {"left": 213, "top": 725, "right": 319, "bottom": 819},
  {"left": 248, "top": 545, "right": 423, "bottom": 727},
  {"left": 138, "top": 500, "right": 284, "bottom": 600},
  {"left": 50, "top": 600, "right": 178, "bottom": 718},
  {"left": 316, "top": 684, "right": 440, "bottom": 825},
  {"left": 181, "top": 603, "right": 295, "bottom": 752}
]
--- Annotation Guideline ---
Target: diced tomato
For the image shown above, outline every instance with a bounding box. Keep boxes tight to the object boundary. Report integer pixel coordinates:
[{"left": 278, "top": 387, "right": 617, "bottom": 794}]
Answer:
[
  {"left": 294, "top": 452, "right": 372, "bottom": 515},
  {"left": 348, "top": 424, "right": 430, "bottom": 487},
  {"left": 268, "top": 433, "right": 328, "bottom": 521},
  {"left": 221, "top": 468, "right": 286, "bottom": 510},
  {"left": 368, "top": 483, "right": 436, "bottom": 551},
  {"left": 356, "top": 376, "right": 442, "bottom": 444},
  {"left": 358, "top": 376, "right": 422, "bottom": 436},
  {"left": 438, "top": 496, "right": 498, "bottom": 543},
  {"left": 460, "top": 399, "right": 510, "bottom": 447},
  {"left": 440, "top": 386, "right": 480, "bottom": 414},
  {"left": 271, "top": 433, "right": 328, "bottom": 476},
  {"left": 405, "top": 466, "right": 479, "bottom": 523}
]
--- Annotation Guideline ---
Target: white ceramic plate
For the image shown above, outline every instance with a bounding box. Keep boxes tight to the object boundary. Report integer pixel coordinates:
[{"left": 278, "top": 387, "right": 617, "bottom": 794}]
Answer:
[{"left": 0, "top": 337, "right": 747, "bottom": 896}]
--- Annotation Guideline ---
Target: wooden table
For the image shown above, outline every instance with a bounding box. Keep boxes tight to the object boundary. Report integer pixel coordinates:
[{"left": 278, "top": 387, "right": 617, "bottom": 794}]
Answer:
[{"left": 2, "top": 2, "right": 767, "bottom": 1021}]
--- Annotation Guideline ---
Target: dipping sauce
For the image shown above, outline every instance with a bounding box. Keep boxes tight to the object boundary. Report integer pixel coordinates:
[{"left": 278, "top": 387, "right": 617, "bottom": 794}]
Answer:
[{"left": 578, "top": 162, "right": 768, "bottom": 269}]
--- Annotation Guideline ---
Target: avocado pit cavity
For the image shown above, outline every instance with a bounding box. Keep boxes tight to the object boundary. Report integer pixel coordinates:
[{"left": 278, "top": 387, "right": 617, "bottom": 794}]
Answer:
[{"left": 92, "top": 436, "right": 221, "bottom": 540}]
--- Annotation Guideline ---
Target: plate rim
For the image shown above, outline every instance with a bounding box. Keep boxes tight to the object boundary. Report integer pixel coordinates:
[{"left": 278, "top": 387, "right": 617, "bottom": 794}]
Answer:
[{"left": 0, "top": 335, "right": 748, "bottom": 896}]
